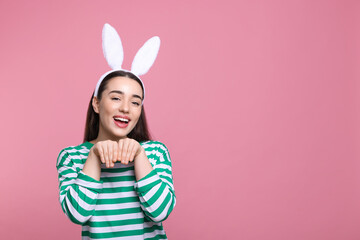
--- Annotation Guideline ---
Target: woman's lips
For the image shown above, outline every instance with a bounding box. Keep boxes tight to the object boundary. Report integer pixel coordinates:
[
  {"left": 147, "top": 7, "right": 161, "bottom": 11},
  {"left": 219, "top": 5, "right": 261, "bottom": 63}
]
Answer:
[{"left": 114, "top": 119, "right": 129, "bottom": 128}]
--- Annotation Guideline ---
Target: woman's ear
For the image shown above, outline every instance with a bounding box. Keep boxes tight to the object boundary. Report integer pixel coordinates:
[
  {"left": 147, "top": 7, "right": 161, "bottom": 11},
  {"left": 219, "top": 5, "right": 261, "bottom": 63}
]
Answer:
[{"left": 92, "top": 96, "right": 100, "bottom": 114}]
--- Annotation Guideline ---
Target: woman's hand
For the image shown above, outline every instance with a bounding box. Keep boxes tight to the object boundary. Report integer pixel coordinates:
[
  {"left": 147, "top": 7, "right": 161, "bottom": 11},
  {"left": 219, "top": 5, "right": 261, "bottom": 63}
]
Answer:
[
  {"left": 91, "top": 138, "right": 143, "bottom": 168},
  {"left": 117, "top": 138, "right": 144, "bottom": 165}
]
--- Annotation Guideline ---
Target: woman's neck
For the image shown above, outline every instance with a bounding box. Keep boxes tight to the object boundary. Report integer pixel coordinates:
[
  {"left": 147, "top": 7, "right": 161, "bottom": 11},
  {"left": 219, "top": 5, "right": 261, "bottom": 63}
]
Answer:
[{"left": 90, "top": 132, "right": 126, "bottom": 144}]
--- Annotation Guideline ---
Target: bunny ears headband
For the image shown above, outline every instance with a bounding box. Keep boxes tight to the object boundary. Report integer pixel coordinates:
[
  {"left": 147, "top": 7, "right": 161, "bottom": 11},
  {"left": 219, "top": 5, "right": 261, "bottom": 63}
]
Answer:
[{"left": 94, "top": 23, "right": 161, "bottom": 104}]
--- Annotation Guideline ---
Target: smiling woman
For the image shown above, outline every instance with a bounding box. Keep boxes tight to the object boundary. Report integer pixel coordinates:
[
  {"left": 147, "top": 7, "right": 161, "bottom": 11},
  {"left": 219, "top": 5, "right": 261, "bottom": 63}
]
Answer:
[
  {"left": 56, "top": 24, "right": 176, "bottom": 240},
  {"left": 85, "top": 71, "right": 150, "bottom": 144}
]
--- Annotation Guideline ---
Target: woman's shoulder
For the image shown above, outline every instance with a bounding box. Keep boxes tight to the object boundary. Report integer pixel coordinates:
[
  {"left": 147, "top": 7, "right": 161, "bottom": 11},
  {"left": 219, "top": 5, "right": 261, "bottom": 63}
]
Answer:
[
  {"left": 56, "top": 142, "right": 92, "bottom": 167},
  {"left": 59, "top": 142, "right": 92, "bottom": 154},
  {"left": 140, "top": 140, "right": 171, "bottom": 161},
  {"left": 140, "top": 140, "right": 169, "bottom": 150}
]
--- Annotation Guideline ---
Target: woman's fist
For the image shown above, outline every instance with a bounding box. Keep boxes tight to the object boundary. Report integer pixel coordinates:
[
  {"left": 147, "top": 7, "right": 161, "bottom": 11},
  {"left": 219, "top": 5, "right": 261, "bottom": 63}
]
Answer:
[{"left": 91, "top": 138, "right": 143, "bottom": 168}]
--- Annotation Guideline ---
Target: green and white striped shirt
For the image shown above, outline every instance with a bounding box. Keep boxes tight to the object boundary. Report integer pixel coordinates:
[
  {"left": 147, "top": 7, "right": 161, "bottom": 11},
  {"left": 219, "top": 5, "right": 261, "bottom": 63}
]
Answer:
[{"left": 56, "top": 140, "right": 176, "bottom": 239}]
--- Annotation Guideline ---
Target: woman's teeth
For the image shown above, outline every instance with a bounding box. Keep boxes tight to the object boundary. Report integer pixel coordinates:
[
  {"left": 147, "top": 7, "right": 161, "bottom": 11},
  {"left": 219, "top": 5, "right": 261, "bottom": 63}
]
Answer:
[{"left": 114, "top": 117, "right": 129, "bottom": 123}]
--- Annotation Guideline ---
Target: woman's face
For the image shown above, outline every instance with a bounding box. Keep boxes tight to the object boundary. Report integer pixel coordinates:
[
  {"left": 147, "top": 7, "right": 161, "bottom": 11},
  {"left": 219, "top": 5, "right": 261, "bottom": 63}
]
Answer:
[{"left": 93, "top": 76, "right": 143, "bottom": 141}]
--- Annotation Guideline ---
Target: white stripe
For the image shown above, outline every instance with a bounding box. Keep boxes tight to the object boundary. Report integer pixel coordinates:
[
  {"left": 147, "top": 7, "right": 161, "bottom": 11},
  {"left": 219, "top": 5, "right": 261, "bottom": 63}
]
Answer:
[
  {"left": 134, "top": 174, "right": 159, "bottom": 189},
  {"left": 58, "top": 162, "right": 84, "bottom": 171},
  {"left": 155, "top": 195, "right": 173, "bottom": 222},
  {"left": 59, "top": 155, "right": 73, "bottom": 167},
  {"left": 95, "top": 201, "right": 140, "bottom": 210},
  {"left": 59, "top": 178, "right": 76, "bottom": 188},
  {"left": 66, "top": 154, "right": 85, "bottom": 160},
  {"left": 157, "top": 171, "right": 172, "bottom": 180},
  {"left": 78, "top": 185, "right": 98, "bottom": 199},
  {"left": 69, "top": 187, "right": 96, "bottom": 211},
  {"left": 82, "top": 234, "right": 144, "bottom": 240},
  {"left": 98, "top": 191, "right": 137, "bottom": 199},
  {"left": 140, "top": 185, "right": 168, "bottom": 213},
  {"left": 59, "top": 173, "right": 77, "bottom": 181},
  {"left": 74, "top": 163, "right": 85, "bottom": 169},
  {"left": 57, "top": 147, "right": 90, "bottom": 166},
  {"left": 61, "top": 200, "right": 69, "bottom": 215},
  {"left": 144, "top": 228, "right": 167, "bottom": 239},
  {"left": 154, "top": 163, "right": 172, "bottom": 172},
  {"left": 153, "top": 171, "right": 174, "bottom": 190},
  {"left": 101, "top": 170, "right": 135, "bottom": 177},
  {"left": 79, "top": 154, "right": 90, "bottom": 160},
  {"left": 66, "top": 148, "right": 89, "bottom": 154},
  {"left": 57, "top": 150, "right": 68, "bottom": 166},
  {"left": 59, "top": 181, "right": 78, "bottom": 201},
  {"left": 60, "top": 185, "right": 73, "bottom": 203},
  {"left": 160, "top": 178, "right": 174, "bottom": 190},
  {"left": 65, "top": 148, "right": 78, "bottom": 153},
  {"left": 145, "top": 149, "right": 166, "bottom": 162},
  {"left": 140, "top": 183, "right": 161, "bottom": 201},
  {"left": 142, "top": 142, "right": 171, "bottom": 162},
  {"left": 143, "top": 221, "right": 161, "bottom": 228},
  {"left": 57, "top": 165, "right": 72, "bottom": 174},
  {"left": 103, "top": 181, "right": 135, "bottom": 188},
  {"left": 80, "top": 147, "right": 91, "bottom": 153},
  {"left": 91, "top": 212, "right": 144, "bottom": 222},
  {"left": 82, "top": 223, "right": 144, "bottom": 233},
  {"left": 147, "top": 158, "right": 157, "bottom": 166},
  {"left": 65, "top": 195, "right": 88, "bottom": 223},
  {"left": 76, "top": 178, "right": 103, "bottom": 189}
]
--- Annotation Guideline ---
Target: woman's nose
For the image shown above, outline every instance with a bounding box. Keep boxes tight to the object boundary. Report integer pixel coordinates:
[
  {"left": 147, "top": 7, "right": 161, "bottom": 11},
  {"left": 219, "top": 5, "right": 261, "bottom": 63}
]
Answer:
[{"left": 119, "top": 100, "right": 130, "bottom": 113}]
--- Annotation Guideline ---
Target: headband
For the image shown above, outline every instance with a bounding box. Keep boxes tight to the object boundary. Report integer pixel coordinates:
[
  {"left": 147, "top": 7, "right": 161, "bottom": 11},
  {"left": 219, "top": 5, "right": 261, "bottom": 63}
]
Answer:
[{"left": 94, "top": 23, "right": 161, "bottom": 105}]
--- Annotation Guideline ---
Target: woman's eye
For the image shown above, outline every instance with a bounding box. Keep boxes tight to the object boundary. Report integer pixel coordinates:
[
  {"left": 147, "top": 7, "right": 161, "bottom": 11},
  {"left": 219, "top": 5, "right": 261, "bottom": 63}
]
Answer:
[
  {"left": 132, "top": 102, "right": 140, "bottom": 106},
  {"left": 111, "top": 97, "right": 120, "bottom": 101}
]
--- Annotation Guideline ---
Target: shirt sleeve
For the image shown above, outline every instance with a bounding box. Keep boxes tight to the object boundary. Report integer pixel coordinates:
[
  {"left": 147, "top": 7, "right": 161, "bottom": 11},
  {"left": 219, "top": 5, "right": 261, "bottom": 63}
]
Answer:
[
  {"left": 133, "top": 141, "right": 176, "bottom": 223},
  {"left": 56, "top": 148, "right": 103, "bottom": 225}
]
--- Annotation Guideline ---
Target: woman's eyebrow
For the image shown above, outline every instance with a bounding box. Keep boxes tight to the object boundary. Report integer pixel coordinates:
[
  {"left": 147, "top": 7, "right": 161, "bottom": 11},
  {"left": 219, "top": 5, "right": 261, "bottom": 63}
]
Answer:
[{"left": 108, "top": 90, "right": 142, "bottom": 100}]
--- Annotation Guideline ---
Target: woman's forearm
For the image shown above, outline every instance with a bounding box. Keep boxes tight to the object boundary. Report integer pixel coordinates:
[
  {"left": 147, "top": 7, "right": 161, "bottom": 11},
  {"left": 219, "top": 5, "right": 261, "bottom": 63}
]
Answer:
[
  {"left": 134, "top": 148, "right": 153, "bottom": 181},
  {"left": 82, "top": 149, "right": 102, "bottom": 181}
]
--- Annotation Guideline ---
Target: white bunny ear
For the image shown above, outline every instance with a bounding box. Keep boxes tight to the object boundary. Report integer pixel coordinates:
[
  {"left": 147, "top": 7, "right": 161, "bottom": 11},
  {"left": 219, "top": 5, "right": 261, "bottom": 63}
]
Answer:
[
  {"left": 102, "top": 23, "right": 124, "bottom": 70},
  {"left": 131, "top": 36, "right": 160, "bottom": 76}
]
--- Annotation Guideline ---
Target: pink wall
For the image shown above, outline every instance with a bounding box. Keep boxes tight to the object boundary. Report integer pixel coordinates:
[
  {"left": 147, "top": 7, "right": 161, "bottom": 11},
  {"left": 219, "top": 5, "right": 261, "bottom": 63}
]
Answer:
[{"left": 0, "top": 0, "right": 359, "bottom": 239}]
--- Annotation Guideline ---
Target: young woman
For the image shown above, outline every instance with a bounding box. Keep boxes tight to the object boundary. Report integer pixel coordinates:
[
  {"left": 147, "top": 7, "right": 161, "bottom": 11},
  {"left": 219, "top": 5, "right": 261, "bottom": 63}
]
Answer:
[{"left": 56, "top": 69, "right": 176, "bottom": 239}]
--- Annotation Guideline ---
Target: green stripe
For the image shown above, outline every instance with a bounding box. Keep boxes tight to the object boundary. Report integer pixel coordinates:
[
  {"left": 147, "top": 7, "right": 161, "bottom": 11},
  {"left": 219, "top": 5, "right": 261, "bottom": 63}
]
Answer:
[
  {"left": 82, "top": 229, "right": 145, "bottom": 238},
  {"left": 157, "top": 175, "right": 172, "bottom": 185},
  {"left": 65, "top": 186, "right": 97, "bottom": 216},
  {"left": 101, "top": 175, "right": 135, "bottom": 182},
  {"left": 62, "top": 201, "right": 83, "bottom": 225},
  {"left": 97, "top": 196, "right": 139, "bottom": 205},
  {"left": 95, "top": 207, "right": 142, "bottom": 216},
  {"left": 58, "top": 168, "right": 75, "bottom": 176},
  {"left": 144, "top": 234, "right": 167, "bottom": 240},
  {"left": 144, "top": 223, "right": 164, "bottom": 232},
  {"left": 59, "top": 179, "right": 75, "bottom": 189},
  {"left": 144, "top": 192, "right": 172, "bottom": 220},
  {"left": 60, "top": 189, "right": 97, "bottom": 206},
  {"left": 142, "top": 183, "right": 166, "bottom": 207},
  {"left": 87, "top": 217, "right": 144, "bottom": 227},
  {"left": 101, "top": 186, "right": 135, "bottom": 193},
  {"left": 137, "top": 176, "right": 162, "bottom": 193}
]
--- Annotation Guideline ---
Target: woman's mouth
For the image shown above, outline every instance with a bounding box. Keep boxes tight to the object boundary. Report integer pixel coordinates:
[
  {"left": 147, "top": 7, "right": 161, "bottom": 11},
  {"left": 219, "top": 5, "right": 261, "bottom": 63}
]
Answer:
[{"left": 114, "top": 117, "right": 130, "bottom": 128}]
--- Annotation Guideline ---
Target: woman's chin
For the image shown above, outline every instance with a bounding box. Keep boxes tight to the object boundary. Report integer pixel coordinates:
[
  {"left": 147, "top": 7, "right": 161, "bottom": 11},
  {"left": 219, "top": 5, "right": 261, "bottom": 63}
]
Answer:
[{"left": 112, "top": 130, "right": 131, "bottom": 139}]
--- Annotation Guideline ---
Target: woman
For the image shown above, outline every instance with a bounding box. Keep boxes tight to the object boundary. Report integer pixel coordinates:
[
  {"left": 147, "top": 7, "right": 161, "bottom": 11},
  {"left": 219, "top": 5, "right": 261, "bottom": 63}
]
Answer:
[{"left": 56, "top": 24, "right": 176, "bottom": 239}]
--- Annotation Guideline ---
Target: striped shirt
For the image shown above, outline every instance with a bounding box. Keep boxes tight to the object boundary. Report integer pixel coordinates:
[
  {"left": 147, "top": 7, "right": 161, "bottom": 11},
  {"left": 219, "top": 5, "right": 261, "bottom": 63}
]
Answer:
[{"left": 56, "top": 140, "right": 176, "bottom": 239}]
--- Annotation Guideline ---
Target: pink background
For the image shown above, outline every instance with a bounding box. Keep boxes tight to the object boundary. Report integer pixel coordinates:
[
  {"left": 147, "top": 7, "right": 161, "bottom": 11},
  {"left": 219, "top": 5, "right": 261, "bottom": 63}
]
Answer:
[{"left": 0, "top": 0, "right": 359, "bottom": 239}]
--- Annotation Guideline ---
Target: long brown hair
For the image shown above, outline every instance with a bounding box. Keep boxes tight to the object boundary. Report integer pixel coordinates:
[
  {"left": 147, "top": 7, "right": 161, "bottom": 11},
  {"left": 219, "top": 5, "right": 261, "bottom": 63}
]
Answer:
[{"left": 83, "top": 70, "right": 152, "bottom": 143}]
